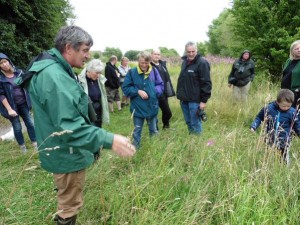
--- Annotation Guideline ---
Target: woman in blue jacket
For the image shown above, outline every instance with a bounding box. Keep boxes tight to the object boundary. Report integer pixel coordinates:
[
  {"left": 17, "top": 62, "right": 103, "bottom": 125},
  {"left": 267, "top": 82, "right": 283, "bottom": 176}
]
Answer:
[
  {"left": 122, "top": 51, "right": 164, "bottom": 148},
  {"left": 0, "top": 53, "right": 37, "bottom": 152}
]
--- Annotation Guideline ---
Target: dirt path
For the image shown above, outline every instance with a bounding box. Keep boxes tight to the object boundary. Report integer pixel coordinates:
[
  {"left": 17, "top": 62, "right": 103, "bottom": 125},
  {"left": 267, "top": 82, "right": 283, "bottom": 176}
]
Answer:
[
  {"left": 0, "top": 118, "right": 11, "bottom": 136},
  {"left": 0, "top": 125, "right": 12, "bottom": 136}
]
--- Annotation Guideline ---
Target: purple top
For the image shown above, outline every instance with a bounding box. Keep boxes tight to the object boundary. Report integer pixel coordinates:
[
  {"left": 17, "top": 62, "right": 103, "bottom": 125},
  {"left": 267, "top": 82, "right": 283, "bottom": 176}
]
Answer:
[{"left": 0, "top": 75, "right": 26, "bottom": 105}]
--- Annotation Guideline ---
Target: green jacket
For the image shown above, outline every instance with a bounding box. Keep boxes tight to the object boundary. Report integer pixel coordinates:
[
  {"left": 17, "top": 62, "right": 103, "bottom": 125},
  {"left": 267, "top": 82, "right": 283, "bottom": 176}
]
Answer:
[
  {"left": 283, "top": 59, "right": 300, "bottom": 91},
  {"left": 17, "top": 48, "right": 114, "bottom": 173}
]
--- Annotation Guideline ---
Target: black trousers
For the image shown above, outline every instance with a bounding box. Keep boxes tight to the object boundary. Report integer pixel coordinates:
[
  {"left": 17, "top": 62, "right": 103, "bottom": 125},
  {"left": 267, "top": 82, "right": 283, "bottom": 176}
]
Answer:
[
  {"left": 158, "top": 95, "right": 172, "bottom": 127},
  {"left": 92, "top": 101, "right": 103, "bottom": 128},
  {"left": 293, "top": 91, "right": 300, "bottom": 108},
  {"left": 92, "top": 101, "right": 102, "bottom": 161}
]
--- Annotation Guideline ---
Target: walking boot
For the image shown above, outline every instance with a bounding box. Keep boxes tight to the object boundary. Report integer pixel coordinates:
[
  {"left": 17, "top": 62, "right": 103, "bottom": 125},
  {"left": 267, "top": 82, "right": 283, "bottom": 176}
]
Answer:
[
  {"left": 56, "top": 215, "right": 77, "bottom": 225},
  {"left": 116, "top": 101, "right": 122, "bottom": 111}
]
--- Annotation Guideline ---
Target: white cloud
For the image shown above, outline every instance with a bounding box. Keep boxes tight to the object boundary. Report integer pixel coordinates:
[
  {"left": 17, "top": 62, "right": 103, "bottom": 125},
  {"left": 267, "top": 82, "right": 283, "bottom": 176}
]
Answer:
[{"left": 69, "top": 0, "right": 231, "bottom": 55}]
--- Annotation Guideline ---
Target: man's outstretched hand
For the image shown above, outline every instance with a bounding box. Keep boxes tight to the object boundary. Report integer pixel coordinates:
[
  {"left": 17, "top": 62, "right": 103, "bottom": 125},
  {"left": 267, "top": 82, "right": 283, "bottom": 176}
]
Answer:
[{"left": 112, "top": 134, "right": 136, "bottom": 157}]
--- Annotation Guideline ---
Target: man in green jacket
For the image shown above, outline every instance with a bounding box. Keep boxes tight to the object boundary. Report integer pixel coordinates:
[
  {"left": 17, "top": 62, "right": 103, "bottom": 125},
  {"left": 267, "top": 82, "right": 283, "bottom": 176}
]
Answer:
[{"left": 18, "top": 25, "right": 136, "bottom": 225}]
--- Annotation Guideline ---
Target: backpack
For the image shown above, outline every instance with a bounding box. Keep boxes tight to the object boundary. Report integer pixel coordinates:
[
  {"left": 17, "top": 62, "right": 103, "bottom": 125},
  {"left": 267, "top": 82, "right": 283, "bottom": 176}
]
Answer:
[{"left": 18, "top": 51, "right": 56, "bottom": 89}]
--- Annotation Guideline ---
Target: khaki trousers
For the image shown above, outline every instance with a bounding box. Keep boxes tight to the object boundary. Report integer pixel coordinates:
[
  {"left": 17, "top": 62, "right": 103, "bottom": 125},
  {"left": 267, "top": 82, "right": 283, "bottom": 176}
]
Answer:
[
  {"left": 233, "top": 82, "right": 251, "bottom": 102},
  {"left": 53, "top": 170, "right": 85, "bottom": 219}
]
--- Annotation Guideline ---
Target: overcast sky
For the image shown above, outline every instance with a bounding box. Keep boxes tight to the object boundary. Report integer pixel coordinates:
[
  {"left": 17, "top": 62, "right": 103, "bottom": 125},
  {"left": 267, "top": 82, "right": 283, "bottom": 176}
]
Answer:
[{"left": 69, "top": 0, "right": 231, "bottom": 55}]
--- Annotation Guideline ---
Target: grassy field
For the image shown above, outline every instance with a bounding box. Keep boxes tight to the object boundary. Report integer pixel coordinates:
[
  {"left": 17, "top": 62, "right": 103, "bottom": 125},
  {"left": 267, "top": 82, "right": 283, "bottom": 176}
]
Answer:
[{"left": 1, "top": 60, "right": 300, "bottom": 225}]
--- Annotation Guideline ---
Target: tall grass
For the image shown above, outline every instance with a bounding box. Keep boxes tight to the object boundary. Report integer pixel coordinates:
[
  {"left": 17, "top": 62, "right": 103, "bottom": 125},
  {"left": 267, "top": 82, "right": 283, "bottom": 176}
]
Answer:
[{"left": 1, "top": 60, "right": 300, "bottom": 224}]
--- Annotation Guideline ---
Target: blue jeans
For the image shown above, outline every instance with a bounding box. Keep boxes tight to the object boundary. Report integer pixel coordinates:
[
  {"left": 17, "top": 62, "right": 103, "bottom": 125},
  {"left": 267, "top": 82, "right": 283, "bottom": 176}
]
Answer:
[
  {"left": 9, "top": 103, "right": 36, "bottom": 145},
  {"left": 180, "top": 101, "right": 202, "bottom": 134},
  {"left": 132, "top": 116, "right": 158, "bottom": 148}
]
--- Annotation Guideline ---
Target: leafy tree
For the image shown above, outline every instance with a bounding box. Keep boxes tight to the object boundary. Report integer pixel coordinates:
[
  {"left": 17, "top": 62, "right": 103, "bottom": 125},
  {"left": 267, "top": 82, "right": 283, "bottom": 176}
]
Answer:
[
  {"left": 231, "top": 0, "right": 300, "bottom": 78},
  {"left": 159, "top": 47, "right": 179, "bottom": 57},
  {"left": 124, "top": 47, "right": 179, "bottom": 61},
  {"left": 93, "top": 52, "right": 100, "bottom": 59},
  {"left": 206, "top": 9, "right": 242, "bottom": 57},
  {"left": 124, "top": 50, "right": 140, "bottom": 61},
  {"left": 197, "top": 42, "right": 208, "bottom": 56},
  {"left": 0, "top": 0, "right": 73, "bottom": 68},
  {"left": 102, "top": 47, "right": 122, "bottom": 61}
]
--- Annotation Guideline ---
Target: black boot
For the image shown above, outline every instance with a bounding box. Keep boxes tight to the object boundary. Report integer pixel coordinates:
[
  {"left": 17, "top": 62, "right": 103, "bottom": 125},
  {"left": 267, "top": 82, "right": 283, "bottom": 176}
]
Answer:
[{"left": 56, "top": 215, "right": 77, "bottom": 225}]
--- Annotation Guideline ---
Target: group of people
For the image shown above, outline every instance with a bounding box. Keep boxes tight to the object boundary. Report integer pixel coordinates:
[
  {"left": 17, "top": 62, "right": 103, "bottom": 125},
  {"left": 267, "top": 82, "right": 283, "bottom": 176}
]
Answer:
[
  {"left": 1, "top": 24, "right": 300, "bottom": 224},
  {"left": 76, "top": 49, "right": 177, "bottom": 149},
  {"left": 78, "top": 44, "right": 210, "bottom": 150},
  {"left": 0, "top": 25, "right": 213, "bottom": 224}
]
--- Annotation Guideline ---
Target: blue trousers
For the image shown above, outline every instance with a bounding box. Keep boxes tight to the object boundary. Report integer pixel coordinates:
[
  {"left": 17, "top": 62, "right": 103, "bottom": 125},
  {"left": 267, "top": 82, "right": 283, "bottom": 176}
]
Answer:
[
  {"left": 180, "top": 101, "right": 202, "bottom": 134},
  {"left": 9, "top": 103, "right": 36, "bottom": 145},
  {"left": 133, "top": 116, "right": 158, "bottom": 148}
]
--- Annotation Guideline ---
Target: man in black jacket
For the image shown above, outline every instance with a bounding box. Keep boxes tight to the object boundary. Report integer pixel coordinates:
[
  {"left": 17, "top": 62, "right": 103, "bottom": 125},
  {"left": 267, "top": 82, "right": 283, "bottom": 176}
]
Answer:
[
  {"left": 151, "top": 49, "right": 175, "bottom": 129},
  {"left": 176, "top": 41, "right": 212, "bottom": 134},
  {"left": 105, "top": 55, "right": 121, "bottom": 112}
]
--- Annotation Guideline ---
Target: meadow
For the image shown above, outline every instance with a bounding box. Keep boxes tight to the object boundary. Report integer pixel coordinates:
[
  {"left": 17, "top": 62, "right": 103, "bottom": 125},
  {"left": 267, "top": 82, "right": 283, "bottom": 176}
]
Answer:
[{"left": 1, "top": 58, "right": 300, "bottom": 225}]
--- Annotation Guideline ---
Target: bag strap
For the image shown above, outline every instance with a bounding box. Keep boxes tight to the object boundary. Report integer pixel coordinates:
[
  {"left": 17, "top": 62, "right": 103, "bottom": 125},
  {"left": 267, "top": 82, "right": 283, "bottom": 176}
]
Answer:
[{"left": 18, "top": 52, "right": 57, "bottom": 88}]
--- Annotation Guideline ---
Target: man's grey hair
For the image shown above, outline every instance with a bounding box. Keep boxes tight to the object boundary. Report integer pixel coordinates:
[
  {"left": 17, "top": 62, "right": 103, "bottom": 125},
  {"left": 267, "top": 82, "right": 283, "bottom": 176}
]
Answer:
[
  {"left": 137, "top": 51, "right": 151, "bottom": 62},
  {"left": 55, "top": 25, "right": 93, "bottom": 53},
  {"left": 151, "top": 48, "right": 161, "bottom": 54},
  {"left": 86, "top": 59, "right": 103, "bottom": 73},
  {"left": 185, "top": 41, "right": 197, "bottom": 50}
]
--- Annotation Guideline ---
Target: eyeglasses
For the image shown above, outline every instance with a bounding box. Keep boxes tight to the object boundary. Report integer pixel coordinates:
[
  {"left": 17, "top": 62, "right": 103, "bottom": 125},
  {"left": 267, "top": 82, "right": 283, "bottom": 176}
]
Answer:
[{"left": 187, "top": 51, "right": 196, "bottom": 53}]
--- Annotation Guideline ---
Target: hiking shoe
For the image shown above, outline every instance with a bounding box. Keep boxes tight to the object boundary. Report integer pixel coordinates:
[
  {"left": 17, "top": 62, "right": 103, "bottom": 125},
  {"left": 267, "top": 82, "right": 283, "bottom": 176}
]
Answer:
[
  {"left": 55, "top": 215, "right": 77, "bottom": 225},
  {"left": 94, "top": 151, "right": 100, "bottom": 161},
  {"left": 20, "top": 145, "right": 27, "bottom": 153},
  {"left": 163, "top": 125, "right": 170, "bottom": 129}
]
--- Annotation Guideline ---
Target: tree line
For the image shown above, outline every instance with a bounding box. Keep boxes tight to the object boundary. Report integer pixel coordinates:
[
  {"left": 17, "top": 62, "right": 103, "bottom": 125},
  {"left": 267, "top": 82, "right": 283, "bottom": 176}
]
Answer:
[
  {"left": 96, "top": 47, "right": 180, "bottom": 62},
  {"left": 1, "top": 0, "right": 299, "bottom": 79},
  {"left": 205, "top": 0, "right": 300, "bottom": 79},
  {"left": 0, "top": 0, "right": 73, "bottom": 69}
]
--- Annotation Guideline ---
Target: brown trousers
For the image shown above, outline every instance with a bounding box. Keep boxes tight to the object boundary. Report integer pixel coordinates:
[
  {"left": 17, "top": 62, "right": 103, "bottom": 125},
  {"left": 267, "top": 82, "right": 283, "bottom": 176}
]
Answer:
[{"left": 53, "top": 170, "right": 86, "bottom": 219}]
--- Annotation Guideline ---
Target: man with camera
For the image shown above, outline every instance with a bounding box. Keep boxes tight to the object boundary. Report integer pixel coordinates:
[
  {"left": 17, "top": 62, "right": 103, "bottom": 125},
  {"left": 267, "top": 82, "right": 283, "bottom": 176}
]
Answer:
[{"left": 176, "top": 41, "right": 212, "bottom": 134}]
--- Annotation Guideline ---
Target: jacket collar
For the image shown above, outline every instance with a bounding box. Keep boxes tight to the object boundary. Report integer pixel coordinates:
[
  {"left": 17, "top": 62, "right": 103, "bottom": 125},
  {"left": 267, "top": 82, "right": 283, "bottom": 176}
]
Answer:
[
  {"left": 137, "top": 64, "right": 152, "bottom": 77},
  {"left": 48, "top": 48, "right": 76, "bottom": 78},
  {"left": 182, "top": 54, "right": 201, "bottom": 64},
  {"left": 137, "top": 64, "right": 152, "bottom": 79}
]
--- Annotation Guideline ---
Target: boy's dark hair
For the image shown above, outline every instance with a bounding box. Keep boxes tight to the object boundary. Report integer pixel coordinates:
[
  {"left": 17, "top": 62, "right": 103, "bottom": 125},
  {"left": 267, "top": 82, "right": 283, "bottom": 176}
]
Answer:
[{"left": 277, "top": 89, "right": 294, "bottom": 103}]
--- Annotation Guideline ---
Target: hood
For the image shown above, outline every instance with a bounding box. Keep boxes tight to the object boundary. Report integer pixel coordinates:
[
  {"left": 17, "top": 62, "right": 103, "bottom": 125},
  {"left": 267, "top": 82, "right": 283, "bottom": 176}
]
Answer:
[
  {"left": 240, "top": 50, "right": 252, "bottom": 60},
  {"left": 0, "top": 53, "right": 15, "bottom": 68}
]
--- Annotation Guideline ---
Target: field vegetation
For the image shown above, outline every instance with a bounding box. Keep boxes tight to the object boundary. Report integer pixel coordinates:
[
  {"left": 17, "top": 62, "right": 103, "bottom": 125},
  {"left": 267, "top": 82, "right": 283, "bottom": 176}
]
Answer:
[{"left": 1, "top": 59, "right": 300, "bottom": 225}]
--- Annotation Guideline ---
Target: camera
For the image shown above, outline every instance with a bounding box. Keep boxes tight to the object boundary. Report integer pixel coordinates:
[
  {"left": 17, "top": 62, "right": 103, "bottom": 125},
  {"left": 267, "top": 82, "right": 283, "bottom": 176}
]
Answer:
[{"left": 197, "top": 108, "right": 207, "bottom": 122}]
